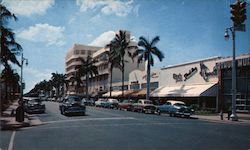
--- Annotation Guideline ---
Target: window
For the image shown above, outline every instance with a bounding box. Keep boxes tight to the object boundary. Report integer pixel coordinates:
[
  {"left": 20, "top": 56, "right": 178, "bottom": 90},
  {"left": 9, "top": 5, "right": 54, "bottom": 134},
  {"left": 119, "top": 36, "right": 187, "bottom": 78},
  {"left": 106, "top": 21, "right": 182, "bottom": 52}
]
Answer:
[{"left": 81, "top": 50, "right": 86, "bottom": 54}]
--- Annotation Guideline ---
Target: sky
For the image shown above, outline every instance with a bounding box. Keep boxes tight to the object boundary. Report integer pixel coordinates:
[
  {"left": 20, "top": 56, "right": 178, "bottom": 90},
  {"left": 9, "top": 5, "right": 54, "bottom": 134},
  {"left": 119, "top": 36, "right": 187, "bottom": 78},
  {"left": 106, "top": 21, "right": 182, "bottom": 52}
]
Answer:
[{"left": 1, "top": 0, "right": 250, "bottom": 93}]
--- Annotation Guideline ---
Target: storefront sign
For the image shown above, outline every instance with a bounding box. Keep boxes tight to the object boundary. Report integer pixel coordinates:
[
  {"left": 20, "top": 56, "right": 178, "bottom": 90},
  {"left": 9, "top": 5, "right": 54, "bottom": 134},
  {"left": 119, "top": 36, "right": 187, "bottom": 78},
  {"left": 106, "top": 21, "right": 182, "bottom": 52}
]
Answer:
[
  {"left": 218, "top": 57, "right": 250, "bottom": 69},
  {"left": 173, "top": 73, "right": 182, "bottom": 82},
  {"left": 200, "top": 62, "right": 217, "bottom": 81},
  {"left": 184, "top": 67, "right": 198, "bottom": 81},
  {"left": 142, "top": 72, "right": 159, "bottom": 80}
]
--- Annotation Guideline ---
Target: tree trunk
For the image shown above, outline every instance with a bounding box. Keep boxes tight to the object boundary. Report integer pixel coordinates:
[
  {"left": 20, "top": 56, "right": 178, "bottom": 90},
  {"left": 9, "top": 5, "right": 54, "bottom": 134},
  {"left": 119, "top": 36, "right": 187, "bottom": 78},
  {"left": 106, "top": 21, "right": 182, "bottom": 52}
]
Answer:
[
  {"left": 146, "top": 60, "right": 151, "bottom": 101},
  {"left": 109, "top": 65, "right": 113, "bottom": 98},
  {"left": 121, "top": 56, "right": 125, "bottom": 99},
  {"left": 86, "top": 73, "right": 89, "bottom": 99}
]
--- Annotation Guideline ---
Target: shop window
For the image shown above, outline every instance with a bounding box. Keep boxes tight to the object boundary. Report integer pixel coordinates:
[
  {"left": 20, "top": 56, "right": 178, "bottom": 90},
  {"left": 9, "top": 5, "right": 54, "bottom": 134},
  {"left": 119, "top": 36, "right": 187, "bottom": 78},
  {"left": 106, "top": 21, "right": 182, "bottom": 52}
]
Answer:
[{"left": 130, "top": 84, "right": 140, "bottom": 90}]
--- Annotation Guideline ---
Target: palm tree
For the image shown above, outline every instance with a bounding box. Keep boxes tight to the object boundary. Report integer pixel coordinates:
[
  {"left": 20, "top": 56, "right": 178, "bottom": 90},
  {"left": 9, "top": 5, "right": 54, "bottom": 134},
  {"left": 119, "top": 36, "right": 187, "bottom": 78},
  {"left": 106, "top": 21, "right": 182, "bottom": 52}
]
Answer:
[
  {"left": 51, "top": 73, "right": 67, "bottom": 98},
  {"left": 133, "top": 36, "right": 164, "bottom": 100},
  {"left": 106, "top": 40, "right": 122, "bottom": 97},
  {"left": 76, "top": 56, "right": 98, "bottom": 99},
  {"left": 69, "top": 71, "right": 83, "bottom": 94},
  {"left": 0, "top": 4, "right": 21, "bottom": 68},
  {"left": 111, "top": 30, "right": 136, "bottom": 98}
]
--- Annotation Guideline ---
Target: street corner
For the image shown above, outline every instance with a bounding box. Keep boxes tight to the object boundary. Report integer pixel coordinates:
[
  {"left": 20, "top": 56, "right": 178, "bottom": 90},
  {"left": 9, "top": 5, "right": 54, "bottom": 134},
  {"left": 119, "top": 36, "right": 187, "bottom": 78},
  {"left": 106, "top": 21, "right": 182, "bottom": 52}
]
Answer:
[{"left": 0, "top": 117, "right": 30, "bottom": 131}]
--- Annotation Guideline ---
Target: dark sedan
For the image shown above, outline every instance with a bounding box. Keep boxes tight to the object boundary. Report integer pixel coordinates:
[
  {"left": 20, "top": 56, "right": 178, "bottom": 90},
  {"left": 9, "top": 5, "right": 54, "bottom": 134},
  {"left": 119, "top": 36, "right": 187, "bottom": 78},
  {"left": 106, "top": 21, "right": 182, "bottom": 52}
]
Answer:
[
  {"left": 59, "top": 96, "right": 86, "bottom": 116},
  {"left": 24, "top": 97, "right": 45, "bottom": 114}
]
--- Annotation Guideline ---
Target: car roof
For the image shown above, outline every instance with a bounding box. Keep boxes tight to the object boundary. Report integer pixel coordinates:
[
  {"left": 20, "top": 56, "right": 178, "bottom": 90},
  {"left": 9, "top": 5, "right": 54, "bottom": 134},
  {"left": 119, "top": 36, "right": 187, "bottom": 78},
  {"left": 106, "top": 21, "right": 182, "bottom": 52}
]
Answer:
[{"left": 167, "top": 100, "right": 185, "bottom": 105}]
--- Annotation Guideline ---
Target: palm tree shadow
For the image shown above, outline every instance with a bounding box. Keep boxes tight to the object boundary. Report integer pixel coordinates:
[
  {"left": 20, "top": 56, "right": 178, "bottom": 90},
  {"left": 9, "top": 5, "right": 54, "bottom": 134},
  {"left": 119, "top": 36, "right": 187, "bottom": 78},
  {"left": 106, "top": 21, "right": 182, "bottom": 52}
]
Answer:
[{"left": 168, "top": 85, "right": 195, "bottom": 96}]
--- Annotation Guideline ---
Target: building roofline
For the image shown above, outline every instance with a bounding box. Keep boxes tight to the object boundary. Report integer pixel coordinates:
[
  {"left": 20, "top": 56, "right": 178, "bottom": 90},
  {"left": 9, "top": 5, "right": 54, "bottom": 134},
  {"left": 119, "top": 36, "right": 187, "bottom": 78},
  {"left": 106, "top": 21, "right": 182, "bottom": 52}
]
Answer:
[{"left": 162, "top": 56, "right": 221, "bottom": 70}]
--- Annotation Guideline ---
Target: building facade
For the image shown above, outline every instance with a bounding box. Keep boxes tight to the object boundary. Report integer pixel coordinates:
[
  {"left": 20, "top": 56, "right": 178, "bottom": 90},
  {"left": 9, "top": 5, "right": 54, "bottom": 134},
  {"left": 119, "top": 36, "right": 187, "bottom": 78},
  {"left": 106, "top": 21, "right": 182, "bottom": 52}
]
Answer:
[
  {"left": 65, "top": 44, "right": 102, "bottom": 94},
  {"left": 89, "top": 35, "right": 144, "bottom": 96},
  {"left": 217, "top": 54, "right": 250, "bottom": 113}
]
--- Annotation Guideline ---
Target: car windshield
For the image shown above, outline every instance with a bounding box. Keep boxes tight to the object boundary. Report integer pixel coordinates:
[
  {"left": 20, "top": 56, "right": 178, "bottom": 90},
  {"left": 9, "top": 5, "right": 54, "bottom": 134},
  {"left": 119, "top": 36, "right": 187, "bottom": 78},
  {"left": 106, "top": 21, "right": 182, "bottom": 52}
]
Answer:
[
  {"left": 28, "top": 99, "right": 41, "bottom": 105},
  {"left": 67, "top": 97, "right": 81, "bottom": 103},
  {"left": 174, "top": 103, "right": 185, "bottom": 106},
  {"left": 144, "top": 101, "right": 152, "bottom": 104}
]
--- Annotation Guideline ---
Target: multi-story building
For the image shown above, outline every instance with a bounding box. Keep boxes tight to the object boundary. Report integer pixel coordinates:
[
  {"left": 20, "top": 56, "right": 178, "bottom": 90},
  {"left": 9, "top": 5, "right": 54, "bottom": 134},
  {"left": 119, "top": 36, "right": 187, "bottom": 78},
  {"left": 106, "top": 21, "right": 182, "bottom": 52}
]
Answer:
[
  {"left": 89, "top": 32, "right": 144, "bottom": 96},
  {"left": 65, "top": 44, "right": 102, "bottom": 94}
]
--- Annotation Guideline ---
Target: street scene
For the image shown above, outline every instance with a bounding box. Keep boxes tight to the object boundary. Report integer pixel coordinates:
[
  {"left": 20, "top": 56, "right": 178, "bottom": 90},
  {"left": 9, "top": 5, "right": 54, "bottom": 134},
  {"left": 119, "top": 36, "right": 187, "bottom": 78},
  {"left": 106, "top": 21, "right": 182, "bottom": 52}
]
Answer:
[
  {"left": 1, "top": 101, "right": 250, "bottom": 150},
  {"left": 1, "top": 0, "right": 250, "bottom": 150}
]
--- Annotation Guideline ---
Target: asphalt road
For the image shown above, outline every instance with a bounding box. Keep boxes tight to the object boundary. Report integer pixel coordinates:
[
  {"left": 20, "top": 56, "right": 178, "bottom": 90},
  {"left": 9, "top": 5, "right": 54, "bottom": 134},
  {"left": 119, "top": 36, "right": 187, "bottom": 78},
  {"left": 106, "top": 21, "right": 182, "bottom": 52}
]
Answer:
[{"left": 1, "top": 101, "right": 250, "bottom": 150}]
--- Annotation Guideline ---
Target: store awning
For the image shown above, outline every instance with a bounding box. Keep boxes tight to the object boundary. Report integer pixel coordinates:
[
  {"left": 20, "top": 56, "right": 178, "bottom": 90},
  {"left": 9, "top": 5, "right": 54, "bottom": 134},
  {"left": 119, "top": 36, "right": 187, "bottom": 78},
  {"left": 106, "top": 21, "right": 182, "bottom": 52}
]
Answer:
[
  {"left": 150, "top": 83, "right": 217, "bottom": 97},
  {"left": 130, "top": 89, "right": 147, "bottom": 97},
  {"left": 103, "top": 91, "right": 123, "bottom": 97}
]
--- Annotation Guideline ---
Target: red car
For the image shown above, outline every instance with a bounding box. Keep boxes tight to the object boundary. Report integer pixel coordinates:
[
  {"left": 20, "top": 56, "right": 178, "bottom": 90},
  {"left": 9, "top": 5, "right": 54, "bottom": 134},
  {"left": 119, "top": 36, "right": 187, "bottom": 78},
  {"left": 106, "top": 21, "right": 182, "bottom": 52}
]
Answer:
[{"left": 118, "top": 100, "right": 134, "bottom": 111}]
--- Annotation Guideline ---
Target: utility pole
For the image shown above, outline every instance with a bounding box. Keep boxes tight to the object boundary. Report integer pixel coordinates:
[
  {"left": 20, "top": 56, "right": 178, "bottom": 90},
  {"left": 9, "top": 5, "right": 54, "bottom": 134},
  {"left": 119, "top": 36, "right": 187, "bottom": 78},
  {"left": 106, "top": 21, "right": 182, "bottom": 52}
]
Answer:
[{"left": 224, "top": 0, "right": 247, "bottom": 121}]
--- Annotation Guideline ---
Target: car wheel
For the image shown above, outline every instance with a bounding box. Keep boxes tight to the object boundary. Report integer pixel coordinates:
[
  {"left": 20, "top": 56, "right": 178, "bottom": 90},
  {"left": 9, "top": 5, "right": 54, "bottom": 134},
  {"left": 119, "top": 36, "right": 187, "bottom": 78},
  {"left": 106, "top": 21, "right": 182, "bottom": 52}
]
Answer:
[{"left": 169, "top": 113, "right": 173, "bottom": 117}]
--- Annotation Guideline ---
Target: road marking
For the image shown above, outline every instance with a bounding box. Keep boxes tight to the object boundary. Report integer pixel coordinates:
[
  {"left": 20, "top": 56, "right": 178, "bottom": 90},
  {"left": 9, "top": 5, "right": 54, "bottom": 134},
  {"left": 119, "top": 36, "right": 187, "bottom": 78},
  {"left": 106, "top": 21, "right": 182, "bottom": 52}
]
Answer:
[
  {"left": 43, "top": 117, "right": 135, "bottom": 124},
  {"left": 8, "top": 131, "right": 16, "bottom": 150}
]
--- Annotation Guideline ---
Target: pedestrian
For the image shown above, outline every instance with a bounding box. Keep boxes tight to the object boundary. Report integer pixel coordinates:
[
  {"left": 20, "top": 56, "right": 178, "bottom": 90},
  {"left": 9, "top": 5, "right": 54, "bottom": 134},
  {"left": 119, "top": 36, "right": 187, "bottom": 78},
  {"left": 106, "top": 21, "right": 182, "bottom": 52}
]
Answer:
[{"left": 220, "top": 109, "right": 223, "bottom": 120}]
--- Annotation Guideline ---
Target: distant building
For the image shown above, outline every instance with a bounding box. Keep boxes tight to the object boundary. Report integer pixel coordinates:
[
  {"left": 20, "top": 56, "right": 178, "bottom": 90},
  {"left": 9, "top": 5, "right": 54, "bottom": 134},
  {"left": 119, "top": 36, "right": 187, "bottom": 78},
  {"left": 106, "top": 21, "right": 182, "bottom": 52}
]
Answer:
[{"left": 65, "top": 44, "right": 102, "bottom": 94}]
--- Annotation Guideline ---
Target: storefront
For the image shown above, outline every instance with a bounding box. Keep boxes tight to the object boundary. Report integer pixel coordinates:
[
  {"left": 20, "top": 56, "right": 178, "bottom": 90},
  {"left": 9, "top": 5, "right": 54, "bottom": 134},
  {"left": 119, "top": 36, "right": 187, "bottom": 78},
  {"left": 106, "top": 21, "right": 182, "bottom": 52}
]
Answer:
[
  {"left": 217, "top": 54, "right": 250, "bottom": 113},
  {"left": 151, "top": 57, "right": 220, "bottom": 110}
]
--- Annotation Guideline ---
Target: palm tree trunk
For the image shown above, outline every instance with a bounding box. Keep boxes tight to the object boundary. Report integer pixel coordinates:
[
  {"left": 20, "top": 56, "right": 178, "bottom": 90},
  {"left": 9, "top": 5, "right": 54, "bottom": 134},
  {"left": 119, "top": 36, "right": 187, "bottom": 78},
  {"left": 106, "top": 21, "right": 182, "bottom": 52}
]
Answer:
[
  {"left": 109, "top": 65, "right": 113, "bottom": 98},
  {"left": 86, "top": 73, "right": 89, "bottom": 99},
  {"left": 121, "top": 57, "right": 125, "bottom": 99},
  {"left": 146, "top": 60, "right": 151, "bottom": 100}
]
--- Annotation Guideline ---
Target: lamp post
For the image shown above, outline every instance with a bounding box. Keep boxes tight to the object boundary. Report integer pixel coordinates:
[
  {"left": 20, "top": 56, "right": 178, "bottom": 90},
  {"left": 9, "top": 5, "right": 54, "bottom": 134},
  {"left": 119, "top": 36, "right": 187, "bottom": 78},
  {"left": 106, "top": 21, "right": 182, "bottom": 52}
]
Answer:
[
  {"left": 16, "top": 52, "right": 28, "bottom": 122},
  {"left": 224, "top": 27, "right": 238, "bottom": 121}
]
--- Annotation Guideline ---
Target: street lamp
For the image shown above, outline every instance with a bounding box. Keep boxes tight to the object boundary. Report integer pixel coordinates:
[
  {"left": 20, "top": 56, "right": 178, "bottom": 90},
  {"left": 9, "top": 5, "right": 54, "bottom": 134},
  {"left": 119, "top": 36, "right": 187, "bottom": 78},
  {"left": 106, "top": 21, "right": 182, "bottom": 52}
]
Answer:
[
  {"left": 224, "top": 27, "right": 238, "bottom": 121},
  {"left": 16, "top": 52, "right": 28, "bottom": 122}
]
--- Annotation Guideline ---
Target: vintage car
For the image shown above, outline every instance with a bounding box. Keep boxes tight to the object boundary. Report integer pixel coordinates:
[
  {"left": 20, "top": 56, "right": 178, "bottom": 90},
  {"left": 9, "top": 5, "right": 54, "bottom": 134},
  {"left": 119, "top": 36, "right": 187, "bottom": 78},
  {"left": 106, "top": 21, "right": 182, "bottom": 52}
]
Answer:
[
  {"left": 82, "top": 98, "right": 95, "bottom": 106},
  {"left": 59, "top": 96, "right": 86, "bottom": 116},
  {"left": 132, "top": 99, "right": 157, "bottom": 114},
  {"left": 107, "top": 98, "right": 119, "bottom": 109},
  {"left": 24, "top": 97, "right": 46, "bottom": 114},
  {"left": 95, "top": 98, "right": 109, "bottom": 108},
  {"left": 118, "top": 99, "right": 134, "bottom": 111},
  {"left": 156, "top": 100, "right": 193, "bottom": 117}
]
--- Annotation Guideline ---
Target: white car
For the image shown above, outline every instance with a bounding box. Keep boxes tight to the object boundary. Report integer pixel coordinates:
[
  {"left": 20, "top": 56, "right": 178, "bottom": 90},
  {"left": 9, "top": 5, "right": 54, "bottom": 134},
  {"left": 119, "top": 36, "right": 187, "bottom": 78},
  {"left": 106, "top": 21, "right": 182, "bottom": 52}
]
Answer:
[{"left": 95, "top": 99, "right": 109, "bottom": 107}]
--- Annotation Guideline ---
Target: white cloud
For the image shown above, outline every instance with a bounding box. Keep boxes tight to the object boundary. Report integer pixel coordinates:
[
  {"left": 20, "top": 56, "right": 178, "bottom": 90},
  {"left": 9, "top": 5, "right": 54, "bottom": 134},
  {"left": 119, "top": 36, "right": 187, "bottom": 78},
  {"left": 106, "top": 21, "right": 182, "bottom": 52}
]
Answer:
[
  {"left": 1, "top": 0, "right": 55, "bottom": 16},
  {"left": 24, "top": 67, "right": 53, "bottom": 93},
  {"left": 76, "top": 0, "right": 134, "bottom": 17},
  {"left": 89, "top": 31, "right": 116, "bottom": 47},
  {"left": 17, "top": 23, "right": 66, "bottom": 46}
]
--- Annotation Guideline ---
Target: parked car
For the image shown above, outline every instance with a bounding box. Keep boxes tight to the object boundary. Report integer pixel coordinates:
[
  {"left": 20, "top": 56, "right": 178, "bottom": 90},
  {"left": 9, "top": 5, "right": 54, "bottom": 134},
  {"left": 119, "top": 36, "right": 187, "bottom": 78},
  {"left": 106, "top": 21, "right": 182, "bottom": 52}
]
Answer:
[
  {"left": 59, "top": 96, "right": 86, "bottom": 116},
  {"left": 156, "top": 100, "right": 193, "bottom": 117},
  {"left": 82, "top": 98, "right": 95, "bottom": 106},
  {"left": 132, "top": 99, "right": 157, "bottom": 114},
  {"left": 95, "top": 98, "right": 109, "bottom": 108},
  {"left": 118, "top": 99, "right": 134, "bottom": 111},
  {"left": 24, "top": 97, "right": 45, "bottom": 114},
  {"left": 107, "top": 98, "right": 119, "bottom": 109}
]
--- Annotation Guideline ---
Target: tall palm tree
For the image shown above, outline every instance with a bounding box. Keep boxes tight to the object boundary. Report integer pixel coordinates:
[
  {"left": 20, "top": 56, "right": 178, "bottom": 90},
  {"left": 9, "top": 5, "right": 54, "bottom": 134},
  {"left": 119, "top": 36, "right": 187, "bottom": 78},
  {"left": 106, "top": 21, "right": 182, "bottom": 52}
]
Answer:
[
  {"left": 106, "top": 40, "right": 122, "bottom": 97},
  {"left": 76, "top": 56, "right": 98, "bottom": 99},
  {"left": 111, "top": 30, "right": 136, "bottom": 98},
  {"left": 0, "top": 4, "right": 21, "bottom": 67},
  {"left": 133, "top": 36, "right": 164, "bottom": 100}
]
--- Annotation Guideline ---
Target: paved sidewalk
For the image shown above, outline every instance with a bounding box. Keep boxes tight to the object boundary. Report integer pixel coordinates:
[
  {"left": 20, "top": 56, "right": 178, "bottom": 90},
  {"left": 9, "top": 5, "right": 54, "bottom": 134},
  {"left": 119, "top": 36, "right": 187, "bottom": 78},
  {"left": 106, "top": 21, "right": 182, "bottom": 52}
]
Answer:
[
  {"left": 0, "top": 100, "right": 42, "bottom": 130},
  {"left": 193, "top": 113, "right": 250, "bottom": 126}
]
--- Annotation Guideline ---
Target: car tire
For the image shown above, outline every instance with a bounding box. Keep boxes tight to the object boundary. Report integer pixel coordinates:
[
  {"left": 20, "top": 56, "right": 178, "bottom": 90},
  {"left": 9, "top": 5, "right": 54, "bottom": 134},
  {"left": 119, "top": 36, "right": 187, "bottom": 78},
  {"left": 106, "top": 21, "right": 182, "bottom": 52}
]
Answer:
[{"left": 169, "top": 113, "right": 173, "bottom": 117}]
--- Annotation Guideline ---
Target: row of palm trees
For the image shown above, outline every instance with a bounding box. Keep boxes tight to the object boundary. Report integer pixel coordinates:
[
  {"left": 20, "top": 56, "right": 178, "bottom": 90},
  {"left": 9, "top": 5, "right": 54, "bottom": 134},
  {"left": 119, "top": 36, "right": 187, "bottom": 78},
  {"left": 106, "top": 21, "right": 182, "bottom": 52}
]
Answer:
[
  {"left": 1, "top": 4, "right": 23, "bottom": 111},
  {"left": 27, "top": 31, "right": 164, "bottom": 101},
  {"left": 26, "top": 72, "right": 67, "bottom": 97}
]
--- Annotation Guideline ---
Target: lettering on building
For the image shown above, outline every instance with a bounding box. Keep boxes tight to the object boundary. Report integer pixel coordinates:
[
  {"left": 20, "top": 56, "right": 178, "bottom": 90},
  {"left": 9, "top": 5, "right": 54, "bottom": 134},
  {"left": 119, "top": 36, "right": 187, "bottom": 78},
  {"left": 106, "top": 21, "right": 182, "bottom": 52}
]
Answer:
[
  {"left": 142, "top": 72, "right": 159, "bottom": 80},
  {"left": 200, "top": 62, "right": 218, "bottom": 81},
  {"left": 218, "top": 57, "right": 250, "bottom": 69},
  {"left": 184, "top": 67, "right": 198, "bottom": 81},
  {"left": 173, "top": 73, "right": 183, "bottom": 82}
]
